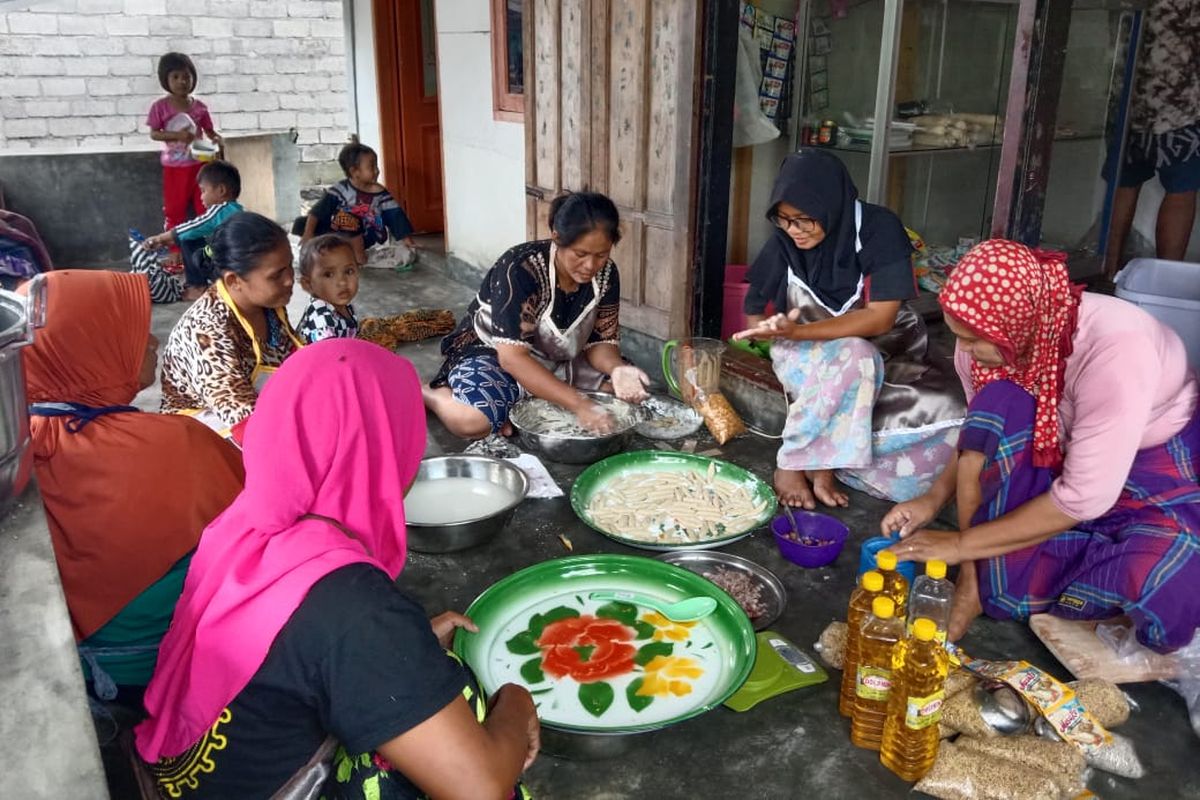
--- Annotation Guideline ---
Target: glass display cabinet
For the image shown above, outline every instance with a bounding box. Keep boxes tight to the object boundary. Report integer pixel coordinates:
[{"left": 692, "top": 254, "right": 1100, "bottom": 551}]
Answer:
[{"left": 785, "top": 0, "right": 1144, "bottom": 279}]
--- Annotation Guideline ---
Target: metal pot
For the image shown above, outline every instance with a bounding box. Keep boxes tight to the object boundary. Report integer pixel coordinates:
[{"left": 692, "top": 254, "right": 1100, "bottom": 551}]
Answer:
[
  {"left": 538, "top": 725, "right": 658, "bottom": 761},
  {"left": 509, "top": 392, "right": 639, "bottom": 465},
  {"left": 0, "top": 276, "right": 46, "bottom": 510},
  {"left": 405, "top": 455, "right": 529, "bottom": 553}
]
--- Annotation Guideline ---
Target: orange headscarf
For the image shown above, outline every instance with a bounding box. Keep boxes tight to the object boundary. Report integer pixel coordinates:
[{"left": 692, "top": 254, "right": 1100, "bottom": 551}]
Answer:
[
  {"left": 939, "top": 240, "right": 1084, "bottom": 470},
  {"left": 21, "top": 270, "right": 244, "bottom": 640}
]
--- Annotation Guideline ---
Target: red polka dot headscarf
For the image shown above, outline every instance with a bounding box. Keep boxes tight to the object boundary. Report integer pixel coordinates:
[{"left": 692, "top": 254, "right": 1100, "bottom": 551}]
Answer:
[{"left": 939, "top": 239, "right": 1084, "bottom": 469}]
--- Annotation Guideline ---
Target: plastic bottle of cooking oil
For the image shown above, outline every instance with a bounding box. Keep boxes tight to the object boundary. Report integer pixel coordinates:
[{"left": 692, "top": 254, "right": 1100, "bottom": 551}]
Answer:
[
  {"left": 839, "top": 570, "right": 885, "bottom": 717},
  {"left": 907, "top": 559, "right": 953, "bottom": 642},
  {"left": 850, "top": 596, "right": 904, "bottom": 750},
  {"left": 875, "top": 549, "right": 910, "bottom": 618},
  {"left": 880, "top": 617, "right": 950, "bottom": 782}
]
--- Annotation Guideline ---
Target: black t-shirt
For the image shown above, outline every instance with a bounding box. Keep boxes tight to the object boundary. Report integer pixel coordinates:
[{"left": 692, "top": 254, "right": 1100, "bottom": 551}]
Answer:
[{"left": 149, "top": 564, "right": 466, "bottom": 800}]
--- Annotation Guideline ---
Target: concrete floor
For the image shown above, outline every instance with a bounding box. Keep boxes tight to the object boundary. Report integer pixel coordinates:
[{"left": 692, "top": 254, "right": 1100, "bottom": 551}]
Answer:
[{"left": 112, "top": 250, "right": 1200, "bottom": 799}]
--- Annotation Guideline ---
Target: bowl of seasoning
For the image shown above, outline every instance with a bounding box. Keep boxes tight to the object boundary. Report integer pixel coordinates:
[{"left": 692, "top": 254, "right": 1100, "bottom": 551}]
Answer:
[{"left": 771, "top": 511, "right": 849, "bottom": 568}]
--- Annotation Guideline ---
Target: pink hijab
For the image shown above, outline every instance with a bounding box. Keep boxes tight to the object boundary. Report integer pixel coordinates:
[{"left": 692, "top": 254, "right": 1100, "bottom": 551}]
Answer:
[{"left": 135, "top": 339, "right": 427, "bottom": 761}]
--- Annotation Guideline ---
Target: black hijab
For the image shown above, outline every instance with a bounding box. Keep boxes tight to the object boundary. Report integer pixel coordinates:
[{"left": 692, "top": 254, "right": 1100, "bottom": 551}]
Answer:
[{"left": 745, "top": 149, "right": 912, "bottom": 313}]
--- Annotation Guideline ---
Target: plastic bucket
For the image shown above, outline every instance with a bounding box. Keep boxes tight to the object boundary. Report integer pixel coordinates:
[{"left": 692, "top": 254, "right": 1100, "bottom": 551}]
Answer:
[
  {"left": 720, "top": 264, "right": 750, "bottom": 340},
  {"left": 1115, "top": 258, "right": 1200, "bottom": 370},
  {"left": 857, "top": 535, "right": 918, "bottom": 583}
]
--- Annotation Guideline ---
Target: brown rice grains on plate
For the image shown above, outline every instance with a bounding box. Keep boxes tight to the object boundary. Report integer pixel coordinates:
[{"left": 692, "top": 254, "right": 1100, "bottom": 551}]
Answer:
[{"left": 704, "top": 567, "right": 768, "bottom": 619}]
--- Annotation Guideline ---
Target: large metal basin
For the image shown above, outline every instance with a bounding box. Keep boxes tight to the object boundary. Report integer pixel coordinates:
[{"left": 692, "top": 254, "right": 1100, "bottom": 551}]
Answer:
[
  {"left": 0, "top": 278, "right": 46, "bottom": 511},
  {"left": 406, "top": 455, "right": 528, "bottom": 553},
  {"left": 509, "top": 392, "right": 639, "bottom": 464}
]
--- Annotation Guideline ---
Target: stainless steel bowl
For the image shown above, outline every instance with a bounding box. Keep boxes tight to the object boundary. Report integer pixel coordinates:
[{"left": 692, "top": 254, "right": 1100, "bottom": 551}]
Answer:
[
  {"left": 539, "top": 725, "right": 659, "bottom": 761},
  {"left": 406, "top": 455, "right": 528, "bottom": 553},
  {"left": 656, "top": 550, "right": 787, "bottom": 631},
  {"left": 509, "top": 392, "right": 639, "bottom": 464}
]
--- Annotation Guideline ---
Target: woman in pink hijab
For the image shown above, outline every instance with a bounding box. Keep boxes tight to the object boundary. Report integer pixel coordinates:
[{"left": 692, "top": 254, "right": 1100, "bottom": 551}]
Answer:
[{"left": 135, "top": 339, "right": 538, "bottom": 799}]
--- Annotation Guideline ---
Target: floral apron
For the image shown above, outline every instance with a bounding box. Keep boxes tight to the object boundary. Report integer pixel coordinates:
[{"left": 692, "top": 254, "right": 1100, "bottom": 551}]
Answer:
[{"left": 772, "top": 201, "right": 965, "bottom": 501}]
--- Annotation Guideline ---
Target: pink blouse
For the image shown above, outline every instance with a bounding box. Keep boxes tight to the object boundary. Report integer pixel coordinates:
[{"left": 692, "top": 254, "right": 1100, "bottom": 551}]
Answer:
[{"left": 955, "top": 292, "right": 1197, "bottom": 521}]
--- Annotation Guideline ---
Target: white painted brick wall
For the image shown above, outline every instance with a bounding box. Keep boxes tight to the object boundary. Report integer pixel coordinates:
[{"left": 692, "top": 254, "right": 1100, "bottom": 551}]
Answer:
[{"left": 0, "top": 0, "right": 350, "bottom": 178}]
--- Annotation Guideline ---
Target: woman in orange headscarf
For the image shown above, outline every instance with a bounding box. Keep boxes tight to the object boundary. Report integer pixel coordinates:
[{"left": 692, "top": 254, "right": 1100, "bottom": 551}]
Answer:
[{"left": 21, "top": 270, "right": 244, "bottom": 697}]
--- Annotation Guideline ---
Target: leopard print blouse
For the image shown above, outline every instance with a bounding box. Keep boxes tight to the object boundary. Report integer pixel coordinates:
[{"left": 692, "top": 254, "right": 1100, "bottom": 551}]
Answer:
[{"left": 160, "top": 285, "right": 299, "bottom": 427}]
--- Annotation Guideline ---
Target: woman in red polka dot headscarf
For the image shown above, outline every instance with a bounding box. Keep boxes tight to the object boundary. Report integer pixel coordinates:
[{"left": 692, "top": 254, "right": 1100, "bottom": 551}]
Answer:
[{"left": 881, "top": 239, "right": 1200, "bottom": 654}]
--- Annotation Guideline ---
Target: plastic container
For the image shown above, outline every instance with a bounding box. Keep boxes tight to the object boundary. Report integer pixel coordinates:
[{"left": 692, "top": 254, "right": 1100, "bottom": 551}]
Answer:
[
  {"left": 772, "top": 511, "right": 850, "bottom": 568},
  {"left": 1115, "top": 258, "right": 1200, "bottom": 370},
  {"left": 875, "top": 550, "right": 910, "bottom": 619},
  {"left": 852, "top": 596, "right": 905, "bottom": 751},
  {"left": 880, "top": 618, "right": 949, "bottom": 782},
  {"left": 839, "top": 570, "right": 885, "bottom": 717},
  {"left": 858, "top": 534, "right": 917, "bottom": 583},
  {"left": 907, "top": 560, "right": 954, "bottom": 642},
  {"left": 720, "top": 264, "right": 750, "bottom": 340}
]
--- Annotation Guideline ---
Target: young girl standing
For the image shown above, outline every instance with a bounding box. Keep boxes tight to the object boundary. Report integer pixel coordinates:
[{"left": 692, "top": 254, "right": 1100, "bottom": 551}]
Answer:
[{"left": 146, "top": 52, "right": 222, "bottom": 234}]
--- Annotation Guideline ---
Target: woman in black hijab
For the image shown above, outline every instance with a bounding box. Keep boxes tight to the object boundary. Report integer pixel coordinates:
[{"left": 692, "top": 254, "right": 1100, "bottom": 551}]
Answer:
[{"left": 736, "top": 149, "right": 964, "bottom": 508}]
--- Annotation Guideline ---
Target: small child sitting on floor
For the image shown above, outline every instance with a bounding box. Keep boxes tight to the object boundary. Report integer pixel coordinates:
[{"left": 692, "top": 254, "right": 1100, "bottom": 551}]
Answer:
[
  {"left": 141, "top": 160, "right": 243, "bottom": 300},
  {"left": 297, "top": 142, "right": 416, "bottom": 266},
  {"left": 297, "top": 234, "right": 361, "bottom": 344}
]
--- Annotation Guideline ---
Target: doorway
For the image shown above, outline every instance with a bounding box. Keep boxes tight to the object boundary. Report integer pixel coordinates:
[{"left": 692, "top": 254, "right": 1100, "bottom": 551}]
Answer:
[{"left": 374, "top": 0, "right": 444, "bottom": 234}]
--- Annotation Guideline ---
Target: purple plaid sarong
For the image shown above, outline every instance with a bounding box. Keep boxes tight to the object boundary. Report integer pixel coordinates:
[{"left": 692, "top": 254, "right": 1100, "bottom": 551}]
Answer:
[{"left": 961, "top": 380, "right": 1200, "bottom": 653}]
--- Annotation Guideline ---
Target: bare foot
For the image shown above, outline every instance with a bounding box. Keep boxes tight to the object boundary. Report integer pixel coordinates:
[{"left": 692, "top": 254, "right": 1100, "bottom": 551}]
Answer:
[
  {"left": 182, "top": 285, "right": 207, "bottom": 301},
  {"left": 948, "top": 574, "right": 983, "bottom": 641},
  {"left": 499, "top": 421, "right": 513, "bottom": 437},
  {"left": 774, "top": 468, "right": 816, "bottom": 510},
  {"left": 810, "top": 469, "right": 849, "bottom": 508}
]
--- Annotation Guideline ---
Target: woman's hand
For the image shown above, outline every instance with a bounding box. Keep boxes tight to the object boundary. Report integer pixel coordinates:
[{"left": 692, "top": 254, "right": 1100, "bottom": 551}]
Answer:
[
  {"left": 732, "top": 308, "right": 802, "bottom": 341},
  {"left": 611, "top": 364, "right": 650, "bottom": 403},
  {"left": 885, "top": 529, "right": 965, "bottom": 565},
  {"left": 880, "top": 494, "right": 940, "bottom": 538},
  {"left": 575, "top": 401, "right": 616, "bottom": 434},
  {"left": 430, "top": 611, "right": 478, "bottom": 649},
  {"left": 494, "top": 684, "right": 541, "bottom": 770}
]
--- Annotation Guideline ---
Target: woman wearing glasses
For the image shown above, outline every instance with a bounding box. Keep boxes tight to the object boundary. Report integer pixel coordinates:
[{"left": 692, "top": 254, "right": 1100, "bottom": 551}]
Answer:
[{"left": 735, "top": 150, "right": 964, "bottom": 508}]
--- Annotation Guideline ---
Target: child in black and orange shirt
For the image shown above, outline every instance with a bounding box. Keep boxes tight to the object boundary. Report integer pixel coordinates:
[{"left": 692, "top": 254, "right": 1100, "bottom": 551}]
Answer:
[{"left": 298, "top": 143, "right": 415, "bottom": 266}]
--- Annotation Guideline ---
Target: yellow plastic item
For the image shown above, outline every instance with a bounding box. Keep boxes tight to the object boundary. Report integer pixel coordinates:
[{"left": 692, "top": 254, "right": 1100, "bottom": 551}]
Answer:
[
  {"left": 851, "top": 596, "right": 905, "bottom": 751},
  {"left": 912, "top": 618, "right": 937, "bottom": 641},
  {"left": 881, "top": 616, "right": 950, "bottom": 781},
  {"left": 839, "top": 570, "right": 885, "bottom": 717},
  {"left": 925, "top": 560, "right": 947, "bottom": 581},
  {"left": 876, "top": 551, "right": 910, "bottom": 618}
]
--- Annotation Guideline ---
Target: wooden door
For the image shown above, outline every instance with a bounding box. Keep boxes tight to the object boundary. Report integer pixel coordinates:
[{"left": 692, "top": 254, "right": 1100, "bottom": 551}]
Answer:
[
  {"left": 524, "top": 0, "right": 701, "bottom": 340},
  {"left": 375, "top": 0, "right": 444, "bottom": 233}
]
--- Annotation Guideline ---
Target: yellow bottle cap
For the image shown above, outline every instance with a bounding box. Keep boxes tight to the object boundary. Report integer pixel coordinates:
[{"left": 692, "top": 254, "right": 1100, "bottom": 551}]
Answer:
[
  {"left": 872, "top": 596, "right": 895, "bottom": 618},
  {"left": 862, "top": 571, "right": 884, "bottom": 592},
  {"left": 912, "top": 618, "right": 937, "bottom": 641},
  {"left": 926, "top": 560, "right": 947, "bottom": 580},
  {"left": 876, "top": 550, "right": 898, "bottom": 570}
]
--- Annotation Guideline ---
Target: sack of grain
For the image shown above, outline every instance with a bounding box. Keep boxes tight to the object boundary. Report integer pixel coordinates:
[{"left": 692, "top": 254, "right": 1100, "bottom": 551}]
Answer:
[{"left": 914, "top": 741, "right": 1063, "bottom": 800}]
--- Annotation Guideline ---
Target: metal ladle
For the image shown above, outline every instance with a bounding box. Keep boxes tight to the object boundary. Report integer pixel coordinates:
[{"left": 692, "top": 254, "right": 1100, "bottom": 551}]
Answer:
[{"left": 974, "top": 682, "right": 1034, "bottom": 736}]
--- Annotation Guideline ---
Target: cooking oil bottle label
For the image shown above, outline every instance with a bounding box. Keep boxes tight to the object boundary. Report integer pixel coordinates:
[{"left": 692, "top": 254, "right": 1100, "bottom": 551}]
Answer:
[
  {"left": 855, "top": 666, "right": 892, "bottom": 701},
  {"left": 906, "top": 621, "right": 948, "bottom": 644},
  {"left": 904, "top": 690, "right": 945, "bottom": 729}
]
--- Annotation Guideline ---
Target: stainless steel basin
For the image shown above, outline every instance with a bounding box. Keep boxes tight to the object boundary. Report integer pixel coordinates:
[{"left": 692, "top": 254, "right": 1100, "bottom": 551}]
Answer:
[{"left": 406, "top": 455, "right": 529, "bottom": 553}]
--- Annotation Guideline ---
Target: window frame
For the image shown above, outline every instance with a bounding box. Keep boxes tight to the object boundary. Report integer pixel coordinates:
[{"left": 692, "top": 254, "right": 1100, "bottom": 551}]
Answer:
[{"left": 490, "top": 0, "right": 525, "bottom": 122}]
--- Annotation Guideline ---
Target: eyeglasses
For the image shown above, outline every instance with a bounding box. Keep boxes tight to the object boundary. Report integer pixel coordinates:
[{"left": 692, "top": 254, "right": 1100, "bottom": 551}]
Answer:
[{"left": 772, "top": 213, "right": 819, "bottom": 234}]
